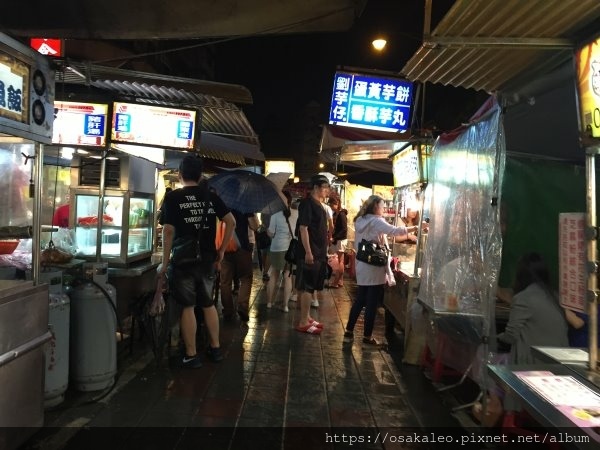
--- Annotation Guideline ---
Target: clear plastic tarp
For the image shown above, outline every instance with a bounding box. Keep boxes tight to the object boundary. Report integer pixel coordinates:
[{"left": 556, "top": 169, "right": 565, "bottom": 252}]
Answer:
[{"left": 418, "top": 100, "right": 505, "bottom": 381}]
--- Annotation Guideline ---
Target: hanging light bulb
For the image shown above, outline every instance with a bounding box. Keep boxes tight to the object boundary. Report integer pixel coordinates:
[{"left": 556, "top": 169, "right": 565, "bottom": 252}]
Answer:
[{"left": 372, "top": 38, "right": 387, "bottom": 51}]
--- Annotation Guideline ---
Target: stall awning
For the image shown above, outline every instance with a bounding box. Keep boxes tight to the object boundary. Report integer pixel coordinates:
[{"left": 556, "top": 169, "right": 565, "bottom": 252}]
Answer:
[
  {"left": 401, "top": 0, "right": 600, "bottom": 94},
  {"left": 57, "top": 61, "right": 264, "bottom": 162},
  {"left": 319, "top": 124, "right": 414, "bottom": 173},
  {"left": 1, "top": 0, "right": 365, "bottom": 39}
]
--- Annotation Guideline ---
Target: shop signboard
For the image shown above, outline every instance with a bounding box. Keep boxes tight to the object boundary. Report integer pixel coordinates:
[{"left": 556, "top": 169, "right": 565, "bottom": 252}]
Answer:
[
  {"left": 558, "top": 212, "right": 586, "bottom": 313},
  {"left": 328, "top": 70, "right": 413, "bottom": 133},
  {"left": 0, "top": 32, "right": 55, "bottom": 143},
  {"left": 265, "top": 160, "right": 295, "bottom": 177},
  {"left": 392, "top": 145, "right": 421, "bottom": 187},
  {"left": 576, "top": 36, "right": 600, "bottom": 138},
  {"left": 53, "top": 101, "right": 108, "bottom": 146},
  {"left": 110, "top": 102, "right": 198, "bottom": 150},
  {"left": 30, "top": 38, "right": 63, "bottom": 57}
]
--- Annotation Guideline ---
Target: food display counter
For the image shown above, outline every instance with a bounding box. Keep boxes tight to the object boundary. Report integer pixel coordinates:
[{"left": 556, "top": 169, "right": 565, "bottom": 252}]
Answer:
[{"left": 71, "top": 188, "right": 154, "bottom": 267}]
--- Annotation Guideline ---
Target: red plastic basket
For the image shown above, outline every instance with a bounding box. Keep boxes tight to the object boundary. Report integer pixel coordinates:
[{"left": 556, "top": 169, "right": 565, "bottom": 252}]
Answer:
[{"left": 0, "top": 240, "right": 19, "bottom": 255}]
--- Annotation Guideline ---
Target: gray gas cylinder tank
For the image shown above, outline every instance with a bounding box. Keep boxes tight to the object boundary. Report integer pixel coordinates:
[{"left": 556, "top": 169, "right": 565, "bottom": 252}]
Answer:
[
  {"left": 41, "top": 269, "right": 70, "bottom": 408},
  {"left": 69, "top": 263, "right": 117, "bottom": 392}
]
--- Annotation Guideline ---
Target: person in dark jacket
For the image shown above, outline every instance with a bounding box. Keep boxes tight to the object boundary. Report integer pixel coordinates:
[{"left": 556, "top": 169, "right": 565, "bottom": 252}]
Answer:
[{"left": 328, "top": 196, "right": 348, "bottom": 288}]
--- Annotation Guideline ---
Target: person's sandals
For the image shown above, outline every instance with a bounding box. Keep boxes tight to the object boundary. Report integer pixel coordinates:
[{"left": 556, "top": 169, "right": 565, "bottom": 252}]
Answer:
[
  {"left": 296, "top": 323, "right": 322, "bottom": 334},
  {"left": 308, "top": 318, "right": 324, "bottom": 328}
]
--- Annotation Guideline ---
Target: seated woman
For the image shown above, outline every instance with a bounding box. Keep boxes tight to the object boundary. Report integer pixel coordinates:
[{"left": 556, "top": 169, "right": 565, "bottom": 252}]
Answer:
[
  {"left": 475, "top": 252, "right": 570, "bottom": 425},
  {"left": 497, "top": 252, "right": 569, "bottom": 365}
]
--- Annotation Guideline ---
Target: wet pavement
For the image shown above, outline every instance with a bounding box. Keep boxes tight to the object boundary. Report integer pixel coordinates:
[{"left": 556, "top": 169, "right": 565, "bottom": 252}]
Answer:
[{"left": 21, "top": 268, "right": 479, "bottom": 450}]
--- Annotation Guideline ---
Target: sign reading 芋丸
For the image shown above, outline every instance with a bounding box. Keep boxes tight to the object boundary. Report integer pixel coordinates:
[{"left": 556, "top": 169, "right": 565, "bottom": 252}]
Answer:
[
  {"left": 558, "top": 212, "right": 586, "bottom": 313},
  {"left": 0, "top": 53, "right": 28, "bottom": 124},
  {"left": 111, "top": 102, "right": 197, "bottom": 150},
  {"left": 53, "top": 101, "right": 108, "bottom": 146},
  {"left": 328, "top": 71, "right": 413, "bottom": 133}
]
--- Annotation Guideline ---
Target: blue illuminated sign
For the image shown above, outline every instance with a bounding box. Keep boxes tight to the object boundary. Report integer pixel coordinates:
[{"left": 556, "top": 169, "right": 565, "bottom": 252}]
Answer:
[
  {"left": 85, "top": 114, "right": 105, "bottom": 137},
  {"left": 328, "top": 71, "right": 413, "bottom": 133}
]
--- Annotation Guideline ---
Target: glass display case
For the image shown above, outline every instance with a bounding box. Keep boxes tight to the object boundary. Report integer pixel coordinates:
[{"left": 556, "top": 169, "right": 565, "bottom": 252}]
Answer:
[{"left": 71, "top": 188, "right": 154, "bottom": 266}]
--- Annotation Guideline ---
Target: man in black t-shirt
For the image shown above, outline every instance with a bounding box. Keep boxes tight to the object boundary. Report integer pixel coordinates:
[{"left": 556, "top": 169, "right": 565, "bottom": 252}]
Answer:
[
  {"left": 160, "top": 156, "right": 235, "bottom": 368},
  {"left": 295, "top": 174, "right": 330, "bottom": 335}
]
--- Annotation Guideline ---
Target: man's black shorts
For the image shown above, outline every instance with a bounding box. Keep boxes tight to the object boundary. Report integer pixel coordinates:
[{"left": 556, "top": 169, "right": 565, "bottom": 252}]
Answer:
[
  {"left": 295, "top": 259, "right": 327, "bottom": 294},
  {"left": 168, "top": 261, "right": 216, "bottom": 308}
]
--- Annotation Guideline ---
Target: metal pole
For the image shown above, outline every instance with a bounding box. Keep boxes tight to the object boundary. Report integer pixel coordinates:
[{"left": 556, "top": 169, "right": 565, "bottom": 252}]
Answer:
[
  {"left": 96, "top": 150, "right": 107, "bottom": 262},
  {"left": 586, "top": 149, "right": 598, "bottom": 371},
  {"left": 32, "top": 142, "right": 44, "bottom": 285}
]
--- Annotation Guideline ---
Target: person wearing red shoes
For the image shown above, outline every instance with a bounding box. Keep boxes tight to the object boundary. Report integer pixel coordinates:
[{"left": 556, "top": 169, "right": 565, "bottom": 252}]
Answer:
[{"left": 294, "top": 175, "right": 330, "bottom": 334}]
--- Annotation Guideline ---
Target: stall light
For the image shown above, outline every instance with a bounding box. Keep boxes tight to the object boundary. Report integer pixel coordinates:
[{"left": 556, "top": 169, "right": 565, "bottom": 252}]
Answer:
[
  {"left": 318, "top": 162, "right": 325, "bottom": 169},
  {"left": 60, "top": 147, "right": 74, "bottom": 160},
  {"left": 106, "top": 156, "right": 119, "bottom": 161},
  {"left": 372, "top": 38, "right": 387, "bottom": 51},
  {"left": 76, "top": 149, "right": 89, "bottom": 155}
]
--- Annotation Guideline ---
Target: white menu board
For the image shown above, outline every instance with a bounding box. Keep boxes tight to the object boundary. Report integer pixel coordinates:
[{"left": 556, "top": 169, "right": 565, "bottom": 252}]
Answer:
[
  {"left": 52, "top": 101, "right": 108, "bottom": 146},
  {"left": 559, "top": 212, "right": 586, "bottom": 312},
  {"left": 111, "top": 102, "right": 197, "bottom": 149}
]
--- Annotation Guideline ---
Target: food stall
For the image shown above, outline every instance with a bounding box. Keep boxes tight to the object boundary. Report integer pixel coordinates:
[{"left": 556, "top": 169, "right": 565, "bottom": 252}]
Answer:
[
  {"left": 383, "top": 142, "right": 430, "bottom": 364},
  {"left": 0, "top": 32, "right": 54, "bottom": 449}
]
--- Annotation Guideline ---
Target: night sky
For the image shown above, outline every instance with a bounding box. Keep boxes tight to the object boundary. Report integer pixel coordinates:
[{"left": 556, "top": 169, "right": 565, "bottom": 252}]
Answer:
[{"left": 213, "top": 0, "right": 489, "bottom": 161}]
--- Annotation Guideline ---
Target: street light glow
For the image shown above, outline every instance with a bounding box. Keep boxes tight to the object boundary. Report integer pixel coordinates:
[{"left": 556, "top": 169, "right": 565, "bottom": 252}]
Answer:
[{"left": 372, "top": 39, "right": 387, "bottom": 51}]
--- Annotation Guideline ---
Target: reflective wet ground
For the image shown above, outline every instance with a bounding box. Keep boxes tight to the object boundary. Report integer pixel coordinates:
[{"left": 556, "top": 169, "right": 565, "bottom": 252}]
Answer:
[{"left": 22, "top": 269, "right": 475, "bottom": 450}]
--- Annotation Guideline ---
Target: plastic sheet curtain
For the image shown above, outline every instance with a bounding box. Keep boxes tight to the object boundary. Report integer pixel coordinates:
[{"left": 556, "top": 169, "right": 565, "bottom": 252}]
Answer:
[{"left": 418, "top": 100, "right": 506, "bottom": 381}]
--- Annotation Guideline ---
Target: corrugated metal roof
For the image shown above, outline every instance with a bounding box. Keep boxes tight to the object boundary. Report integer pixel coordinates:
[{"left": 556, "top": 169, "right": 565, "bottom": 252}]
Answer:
[
  {"left": 55, "top": 61, "right": 263, "bottom": 161},
  {"left": 402, "top": 0, "right": 600, "bottom": 93}
]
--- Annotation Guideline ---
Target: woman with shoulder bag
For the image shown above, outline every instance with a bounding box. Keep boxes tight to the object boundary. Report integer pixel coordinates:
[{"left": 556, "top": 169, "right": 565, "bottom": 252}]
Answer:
[
  {"left": 266, "top": 191, "right": 298, "bottom": 312},
  {"left": 345, "top": 195, "right": 426, "bottom": 346}
]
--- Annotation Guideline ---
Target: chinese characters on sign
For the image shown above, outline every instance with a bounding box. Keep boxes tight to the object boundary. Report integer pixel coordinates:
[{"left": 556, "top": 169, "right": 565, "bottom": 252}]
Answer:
[
  {"left": 111, "top": 102, "right": 196, "bottom": 149},
  {"left": 329, "top": 71, "right": 413, "bottom": 133},
  {"left": 392, "top": 147, "right": 421, "bottom": 187},
  {"left": 0, "top": 60, "right": 25, "bottom": 121},
  {"left": 559, "top": 213, "right": 586, "bottom": 312},
  {"left": 52, "top": 101, "right": 108, "bottom": 146}
]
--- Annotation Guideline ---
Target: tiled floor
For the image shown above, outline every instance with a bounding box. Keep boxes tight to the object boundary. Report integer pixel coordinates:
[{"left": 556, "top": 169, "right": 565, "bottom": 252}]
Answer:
[{"left": 22, "top": 268, "right": 473, "bottom": 450}]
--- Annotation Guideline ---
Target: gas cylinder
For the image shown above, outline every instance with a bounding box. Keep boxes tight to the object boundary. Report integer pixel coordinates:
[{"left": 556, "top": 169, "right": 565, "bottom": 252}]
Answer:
[
  {"left": 41, "top": 269, "right": 70, "bottom": 407},
  {"left": 69, "top": 263, "right": 117, "bottom": 391}
]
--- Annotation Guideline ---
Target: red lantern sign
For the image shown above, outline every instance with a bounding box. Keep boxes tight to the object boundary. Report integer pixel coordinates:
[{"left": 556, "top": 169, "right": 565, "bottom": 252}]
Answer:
[{"left": 30, "top": 38, "right": 62, "bottom": 57}]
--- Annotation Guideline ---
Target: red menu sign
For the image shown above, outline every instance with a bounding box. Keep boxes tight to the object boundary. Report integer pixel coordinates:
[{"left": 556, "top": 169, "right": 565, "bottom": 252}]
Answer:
[{"left": 30, "top": 38, "right": 62, "bottom": 57}]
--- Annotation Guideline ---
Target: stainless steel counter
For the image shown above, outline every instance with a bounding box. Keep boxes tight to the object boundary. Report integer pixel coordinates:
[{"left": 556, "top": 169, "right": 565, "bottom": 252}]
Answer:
[{"left": 0, "top": 280, "right": 51, "bottom": 449}]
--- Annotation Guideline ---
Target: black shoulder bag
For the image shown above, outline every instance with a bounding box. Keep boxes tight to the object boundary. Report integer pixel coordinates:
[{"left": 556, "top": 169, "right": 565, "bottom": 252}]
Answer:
[
  {"left": 284, "top": 217, "right": 298, "bottom": 264},
  {"left": 355, "top": 221, "right": 389, "bottom": 267}
]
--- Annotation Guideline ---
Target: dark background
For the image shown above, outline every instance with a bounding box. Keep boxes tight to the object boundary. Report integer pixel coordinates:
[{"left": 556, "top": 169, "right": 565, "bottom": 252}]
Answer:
[{"left": 212, "top": 0, "right": 489, "bottom": 164}]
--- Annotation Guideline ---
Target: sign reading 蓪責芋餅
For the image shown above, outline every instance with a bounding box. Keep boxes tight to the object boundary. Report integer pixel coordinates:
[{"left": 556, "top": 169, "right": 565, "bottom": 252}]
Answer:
[
  {"left": 558, "top": 213, "right": 586, "bottom": 313},
  {"left": 328, "top": 71, "right": 413, "bottom": 133},
  {"left": 53, "top": 101, "right": 108, "bottom": 146},
  {"left": 111, "top": 102, "right": 198, "bottom": 150}
]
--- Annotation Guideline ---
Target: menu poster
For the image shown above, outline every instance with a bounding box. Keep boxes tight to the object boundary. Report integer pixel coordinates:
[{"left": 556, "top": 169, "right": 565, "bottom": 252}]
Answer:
[
  {"left": 52, "top": 101, "right": 108, "bottom": 146},
  {"left": 111, "top": 102, "right": 197, "bottom": 150},
  {"left": 515, "top": 371, "right": 600, "bottom": 428},
  {"left": 558, "top": 212, "right": 586, "bottom": 312}
]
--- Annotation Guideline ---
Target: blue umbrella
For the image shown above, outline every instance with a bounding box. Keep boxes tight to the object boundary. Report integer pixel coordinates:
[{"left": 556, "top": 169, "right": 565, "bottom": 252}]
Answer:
[{"left": 208, "top": 169, "right": 287, "bottom": 215}]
